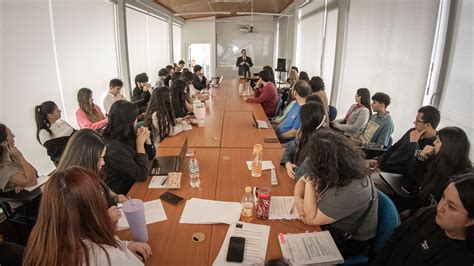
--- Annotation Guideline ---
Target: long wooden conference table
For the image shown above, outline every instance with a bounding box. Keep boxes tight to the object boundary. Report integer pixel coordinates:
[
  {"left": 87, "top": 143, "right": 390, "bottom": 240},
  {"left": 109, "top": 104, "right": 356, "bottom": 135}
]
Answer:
[{"left": 117, "top": 79, "right": 315, "bottom": 265}]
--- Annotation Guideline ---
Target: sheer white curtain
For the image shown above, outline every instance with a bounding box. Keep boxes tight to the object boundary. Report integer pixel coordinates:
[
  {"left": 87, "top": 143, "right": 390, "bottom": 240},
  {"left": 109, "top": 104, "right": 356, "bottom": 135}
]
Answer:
[
  {"left": 321, "top": 1, "right": 338, "bottom": 99},
  {"left": 296, "top": 0, "right": 325, "bottom": 77},
  {"left": 127, "top": 8, "right": 170, "bottom": 86},
  {"left": 52, "top": 0, "right": 119, "bottom": 125},
  {"left": 438, "top": 0, "right": 473, "bottom": 159},
  {"left": 337, "top": 0, "right": 439, "bottom": 140},
  {"left": 173, "top": 24, "right": 182, "bottom": 64},
  {"left": 148, "top": 16, "right": 170, "bottom": 84}
]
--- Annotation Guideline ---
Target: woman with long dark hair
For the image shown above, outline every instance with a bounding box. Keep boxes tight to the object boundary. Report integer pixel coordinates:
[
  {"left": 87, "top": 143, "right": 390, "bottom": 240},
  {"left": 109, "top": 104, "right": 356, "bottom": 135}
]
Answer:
[
  {"left": 102, "top": 100, "right": 155, "bottom": 195},
  {"left": 280, "top": 102, "right": 326, "bottom": 181},
  {"left": 411, "top": 127, "right": 472, "bottom": 211},
  {"left": 332, "top": 88, "right": 371, "bottom": 136},
  {"left": 170, "top": 79, "right": 193, "bottom": 118},
  {"left": 374, "top": 172, "right": 474, "bottom": 265},
  {"left": 54, "top": 129, "right": 129, "bottom": 222},
  {"left": 23, "top": 167, "right": 151, "bottom": 266},
  {"left": 35, "top": 101, "right": 75, "bottom": 165},
  {"left": 144, "top": 87, "right": 189, "bottom": 146},
  {"left": 294, "top": 129, "right": 377, "bottom": 256},
  {"left": 76, "top": 88, "right": 107, "bottom": 130},
  {"left": 0, "top": 124, "right": 38, "bottom": 192}
]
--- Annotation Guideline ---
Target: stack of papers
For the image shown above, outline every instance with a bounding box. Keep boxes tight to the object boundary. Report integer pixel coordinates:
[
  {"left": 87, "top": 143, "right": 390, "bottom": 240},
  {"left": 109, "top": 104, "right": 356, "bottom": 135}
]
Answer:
[
  {"left": 279, "top": 231, "right": 344, "bottom": 265},
  {"left": 179, "top": 198, "right": 241, "bottom": 224},
  {"left": 245, "top": 161, "right": 275, "bottom": 171},
  {"left": 118, "top": 199, "right": 167, "bottom": 230},
  {"left": 269, "top": 196, "right": 299, "bottom": 220},
  {"left": 25, "top": 175, "right": 50, "bottom": 191},
  {"left": 213, "top": 222, "right": 270, "bottom": 266}
]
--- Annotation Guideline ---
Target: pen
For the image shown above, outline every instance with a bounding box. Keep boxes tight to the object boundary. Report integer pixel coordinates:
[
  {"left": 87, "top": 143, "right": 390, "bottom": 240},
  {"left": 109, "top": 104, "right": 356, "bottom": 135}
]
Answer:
[{"left": 161, "top": 176, "right": 168, "bottom": 186}]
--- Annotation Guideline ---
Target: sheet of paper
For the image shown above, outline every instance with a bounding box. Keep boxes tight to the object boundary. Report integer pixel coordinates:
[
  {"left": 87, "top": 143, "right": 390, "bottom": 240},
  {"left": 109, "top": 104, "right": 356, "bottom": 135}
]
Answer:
[
  {"left": 269, "top": 196, "right": 299, "bottom": 220},
  {"left": 257, "top": 120, "right": 269, "bottom": 129},
  {"left": 24, "top": 175, "right": 50, "bottom": 191},
  {"left": 179, "top": 198, "right": 241, "bottom": 224},
  {"left": 118, "top": 199, "right": 167, "bottom": 230},
  {"left": 279, "top": 231, "right": 344, "bottom": 265},
  {"left": 213, "top": 222, "right": 270, "bottom": 266},
  {"left": 246, "top": 161, "right": 275, "bottom": 171},
  {"left": 148, "top": 175, "right": 168, "bottom": 189}
]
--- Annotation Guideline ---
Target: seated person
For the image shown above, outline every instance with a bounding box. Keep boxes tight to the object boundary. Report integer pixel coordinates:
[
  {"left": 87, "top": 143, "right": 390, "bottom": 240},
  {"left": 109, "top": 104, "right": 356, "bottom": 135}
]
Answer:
[
  {"left": 332, "top": 88, "right": 371, "bottom": 136},
  {"left": 181, "top": 70, "right": 201, "bottom": 97},
  {"left": 54, "top": 128, "right": 129, "bottom": 223},
  {"left": 102, "top": 101, "right": 155, "bottom": 195},
  {"left": 280, "top": 102, "right": 326, "bottom": 181},
  {"left": 76, "top": 88, "right": 108, "bottom": 130},
  {"left": 309, "top": 76, "right": 329, "bottom": 114},
  {"left": 0, "top": 124, "right": 38, "bottom": 193},
  {"left": 294, "top": 129, "right": 378, "bottom": 256},
  {"left": 406, "top": 127, "right": 472, "bottom": 215},
  {"left": 103, "top": 78, "right": 126, "bottom": 115},
  {"left": 170, "top": 79, "right": 193, "bottom": 118},
  {"left": 132, "top": 72, "right": 152, "bottom": 116},
  {"left": 373, "top": 173, "right": 474, "bottom": 265},
  {"left": 359, "top": 92, "right": 394, "bottom": 148},
  {"left": 35, "top": 101, "right": 75, "bottom": 165},
  {"left": 155, "top": 68, "right": 169, "bottom": 88},
  {"left": 192, "top": 65, "right": 207, "bottom": 91},
  {"left": 368, "top": 105, "right": 440, "bottom": 177},
  {"left": 144, "top": 87, "right": 189, "bottom": 146},
  {"left": 178, "top": 60, "right": 185, "bottom": 71},
  {"left": 274, "top": 80, "right": 310, "bottom": 142},
  {"left": 23, "top": 166, "right": 151, "bottom": 265},
  {"left": 244, "top": 70, "right": 279, "bottom": 117}
]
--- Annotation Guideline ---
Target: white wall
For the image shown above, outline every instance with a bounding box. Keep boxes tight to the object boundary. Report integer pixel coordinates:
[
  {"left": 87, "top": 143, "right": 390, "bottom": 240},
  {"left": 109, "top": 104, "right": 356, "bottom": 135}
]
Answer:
[
  {"left": 336, "top": 0, "right": 439, "bottom": 141},
  {"left": 438, "top": 0, "right": 473, "bottom": 159},
  {"left": 215, "top": 16, "right": 276, "bottom": 78},
  {"left": 183, "top": 18, "right": 216, "bottom": 78},
  {"left": 1, "top": 0, "right": 60, "bottom": 174}
]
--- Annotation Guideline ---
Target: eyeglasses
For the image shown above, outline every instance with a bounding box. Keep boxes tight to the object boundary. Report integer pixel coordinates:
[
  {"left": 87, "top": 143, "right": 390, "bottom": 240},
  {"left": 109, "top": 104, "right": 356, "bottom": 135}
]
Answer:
[{"left": 414, "top": 120, "right": 425, "bottom": 124}]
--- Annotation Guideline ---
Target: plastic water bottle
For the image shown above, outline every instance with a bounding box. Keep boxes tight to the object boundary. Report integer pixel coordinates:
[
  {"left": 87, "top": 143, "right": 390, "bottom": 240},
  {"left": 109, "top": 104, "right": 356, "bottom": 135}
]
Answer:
[
  {"left": 189, "top": 154, "right": 200, "bottom": 188},
  {"left": 240, "top": 186, "right": 255, "bottom": 223}
]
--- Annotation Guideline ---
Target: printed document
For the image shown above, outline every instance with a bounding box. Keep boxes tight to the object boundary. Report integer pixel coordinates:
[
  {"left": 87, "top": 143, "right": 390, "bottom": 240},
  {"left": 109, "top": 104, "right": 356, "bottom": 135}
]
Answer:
[
  {"left": 269, "top": 196, "right": 299, "bottom": 220},
  {"left": 279, "top": 231, "right": 344, "bottom": 265},
  {"left": 213, "top": 222, "right": 270, "bottom": 266}
]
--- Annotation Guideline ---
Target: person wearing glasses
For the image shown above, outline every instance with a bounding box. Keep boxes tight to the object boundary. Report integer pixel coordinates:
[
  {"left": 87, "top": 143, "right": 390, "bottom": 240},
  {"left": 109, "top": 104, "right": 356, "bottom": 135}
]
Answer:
[{"left": 368, "top": 106, "right": 440, "bottom": 178}]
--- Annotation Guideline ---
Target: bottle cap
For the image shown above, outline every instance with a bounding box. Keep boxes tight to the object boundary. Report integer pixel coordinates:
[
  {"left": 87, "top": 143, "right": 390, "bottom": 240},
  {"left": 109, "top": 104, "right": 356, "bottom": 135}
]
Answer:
[
  {"left": 253, "top": 144, "right": 263, "bottom": 153},
  {"left": 245, "top": 186, "right": 252, "bottom": 193}
]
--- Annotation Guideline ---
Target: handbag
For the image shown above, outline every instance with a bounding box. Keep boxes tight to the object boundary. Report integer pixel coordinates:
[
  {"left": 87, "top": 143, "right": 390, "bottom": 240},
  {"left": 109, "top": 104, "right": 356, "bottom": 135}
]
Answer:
[{"left": 322, "top": 177, "right": 375, "bottom": 244}]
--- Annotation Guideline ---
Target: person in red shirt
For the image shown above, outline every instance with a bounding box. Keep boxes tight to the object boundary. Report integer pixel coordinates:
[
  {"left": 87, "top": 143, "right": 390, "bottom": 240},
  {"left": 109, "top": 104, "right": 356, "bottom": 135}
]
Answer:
[{"left": 244, "top": 70, "right": 279, "bottom": 117}]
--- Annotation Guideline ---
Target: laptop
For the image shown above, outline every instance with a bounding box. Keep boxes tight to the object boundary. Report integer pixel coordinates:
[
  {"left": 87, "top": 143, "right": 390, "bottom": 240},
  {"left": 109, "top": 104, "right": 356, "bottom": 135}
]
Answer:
[
  {"left": 210, "top": 76, "right": 224, "bottom": 87},
  {"left": 150, "top": 138, "right": 188, "bottom": 175},
  {"left": 379, "top": 171, "right": 418, "bottom": 198},
  {"left": 252, "top": 112, "right": 269, "bottom": 129}
]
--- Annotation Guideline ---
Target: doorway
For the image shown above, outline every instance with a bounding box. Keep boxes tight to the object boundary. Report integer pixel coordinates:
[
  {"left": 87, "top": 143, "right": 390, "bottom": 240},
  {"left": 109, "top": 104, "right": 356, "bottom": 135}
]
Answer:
[{"left": 187, "top": 43, "right": 212, "bottom": 78}]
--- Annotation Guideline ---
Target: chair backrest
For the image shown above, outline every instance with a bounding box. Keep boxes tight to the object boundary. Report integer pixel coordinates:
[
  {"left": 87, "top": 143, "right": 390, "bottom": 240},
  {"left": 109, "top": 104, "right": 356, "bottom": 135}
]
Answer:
[
  {"left": 328, "top": 105, "right": 337, "bottom": 121},
  {"left": 274, "top": 93, "right": 283, "bottom": 117},
  {"left": 372, "top": 190, "right": 400, "bottom": 253}
]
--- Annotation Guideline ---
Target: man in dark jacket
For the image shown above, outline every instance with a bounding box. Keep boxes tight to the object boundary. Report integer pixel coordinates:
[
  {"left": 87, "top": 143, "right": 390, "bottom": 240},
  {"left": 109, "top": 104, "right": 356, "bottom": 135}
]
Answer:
[{"left": 236, "top": 49, "right": 253, "bottom": 77}]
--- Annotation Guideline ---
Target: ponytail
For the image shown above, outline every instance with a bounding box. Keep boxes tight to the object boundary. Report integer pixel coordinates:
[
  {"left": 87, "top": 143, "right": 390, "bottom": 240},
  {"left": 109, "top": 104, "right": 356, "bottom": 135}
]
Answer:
[{"left": 35, "top": 101, "right": 56, "bottom": 144}]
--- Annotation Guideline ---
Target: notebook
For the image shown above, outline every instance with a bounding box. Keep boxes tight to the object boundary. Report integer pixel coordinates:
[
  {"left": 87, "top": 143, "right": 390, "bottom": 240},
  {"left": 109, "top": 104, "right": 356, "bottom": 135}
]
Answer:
[{"left": 252, "top": 112, "right": 268, "bottom": 129}]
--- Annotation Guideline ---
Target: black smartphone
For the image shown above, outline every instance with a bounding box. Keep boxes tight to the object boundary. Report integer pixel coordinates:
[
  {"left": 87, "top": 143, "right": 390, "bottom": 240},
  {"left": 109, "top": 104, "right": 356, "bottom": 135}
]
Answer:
[
  {"left": 263, "top": 138, "right": 279, "bottom": 143},
  {"left": 160, "top": 191, "right": 185, "bottom": 205},
  {"left": 226, "top": 236, "right": 245, "bottom": 263}
]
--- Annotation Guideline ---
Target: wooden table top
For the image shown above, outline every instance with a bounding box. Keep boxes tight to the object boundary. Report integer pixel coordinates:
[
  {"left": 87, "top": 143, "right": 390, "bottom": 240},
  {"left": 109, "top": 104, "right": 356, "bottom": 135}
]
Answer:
[
  {"left": 209, "top": 148, "right": 316, "bottom": 263},
  {"left": 118, "top": 79, "right": 312, "bottom": 266},
  {"left": 221, "top": 112, "right": 281, "bottom": 149},
  {"left": 118, "top": 148, "right": 221, "bottom": 266}
]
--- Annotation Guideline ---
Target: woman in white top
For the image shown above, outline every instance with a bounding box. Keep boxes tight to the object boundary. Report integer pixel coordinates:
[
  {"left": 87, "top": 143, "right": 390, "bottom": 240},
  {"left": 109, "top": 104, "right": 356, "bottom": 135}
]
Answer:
[
  {"left": 332, "top": 88, "right": 372, "bottom": 136},
  {"left": 35, "top": 101, "right": 75, "bottom": 165},
  {"left": 23, "top": 166, "right": 151, "bottom": 266},
  {"left": 144, "top": 87, "right": 189, "bottom": 146}
]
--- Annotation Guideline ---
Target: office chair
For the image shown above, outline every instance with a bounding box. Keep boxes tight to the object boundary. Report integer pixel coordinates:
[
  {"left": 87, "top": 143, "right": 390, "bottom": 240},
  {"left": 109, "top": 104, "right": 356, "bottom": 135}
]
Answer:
[{"left": 343, "top": 190, "right": 400, "bottom": 265}]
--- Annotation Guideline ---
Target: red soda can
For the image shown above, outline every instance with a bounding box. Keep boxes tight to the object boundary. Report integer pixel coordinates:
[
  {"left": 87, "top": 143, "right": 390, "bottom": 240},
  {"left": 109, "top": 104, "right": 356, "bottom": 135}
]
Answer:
[{"left": 256, "top": 187, "right": 271, "bottom": 220}]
